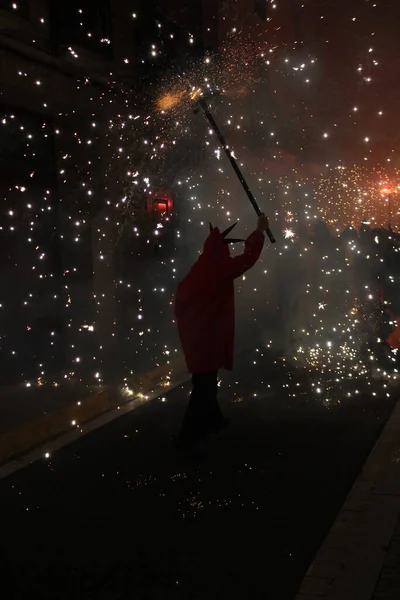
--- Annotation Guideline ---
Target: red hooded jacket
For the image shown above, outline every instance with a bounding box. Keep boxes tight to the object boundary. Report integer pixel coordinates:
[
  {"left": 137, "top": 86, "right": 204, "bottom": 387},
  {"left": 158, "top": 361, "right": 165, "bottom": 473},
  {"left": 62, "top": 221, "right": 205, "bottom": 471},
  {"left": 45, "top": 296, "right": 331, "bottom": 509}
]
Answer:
[{"left": 174, "top": 227, "right": 264, "bottom": 373}]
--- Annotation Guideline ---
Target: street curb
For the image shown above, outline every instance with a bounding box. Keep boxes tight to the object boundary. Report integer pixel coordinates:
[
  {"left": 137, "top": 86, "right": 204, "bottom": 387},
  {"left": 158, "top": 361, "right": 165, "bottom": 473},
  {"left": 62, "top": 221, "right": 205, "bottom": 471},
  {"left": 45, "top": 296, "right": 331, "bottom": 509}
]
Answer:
[
  {"left": 295, "top": 397, "right": 400, "bottom": 600},
  {"left": 0, "top": 355, "right": 187, "bottom": 466}
]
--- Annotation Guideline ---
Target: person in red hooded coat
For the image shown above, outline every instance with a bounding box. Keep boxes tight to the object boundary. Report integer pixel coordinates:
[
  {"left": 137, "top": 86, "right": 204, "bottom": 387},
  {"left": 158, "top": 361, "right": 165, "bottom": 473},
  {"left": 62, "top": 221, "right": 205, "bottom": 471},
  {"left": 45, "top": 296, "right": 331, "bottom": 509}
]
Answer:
[{"left": 174, "top": 213, "right": 269, "bottom": 444}]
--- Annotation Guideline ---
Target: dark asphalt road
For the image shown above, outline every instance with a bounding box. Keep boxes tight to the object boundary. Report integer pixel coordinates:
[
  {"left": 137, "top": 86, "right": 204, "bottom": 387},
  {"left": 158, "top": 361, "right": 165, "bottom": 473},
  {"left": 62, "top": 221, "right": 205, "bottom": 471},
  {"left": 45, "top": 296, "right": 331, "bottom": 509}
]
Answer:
[{"left": 0, "top": 352, "right": 397, "bottom": 600}]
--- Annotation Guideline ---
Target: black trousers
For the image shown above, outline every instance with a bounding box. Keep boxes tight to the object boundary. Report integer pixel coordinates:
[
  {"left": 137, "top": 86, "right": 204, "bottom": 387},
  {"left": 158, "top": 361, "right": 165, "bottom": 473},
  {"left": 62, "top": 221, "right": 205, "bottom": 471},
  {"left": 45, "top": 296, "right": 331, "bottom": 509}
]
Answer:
[{"left": 179, "top": 370, "right": 224, "bottom": 440}]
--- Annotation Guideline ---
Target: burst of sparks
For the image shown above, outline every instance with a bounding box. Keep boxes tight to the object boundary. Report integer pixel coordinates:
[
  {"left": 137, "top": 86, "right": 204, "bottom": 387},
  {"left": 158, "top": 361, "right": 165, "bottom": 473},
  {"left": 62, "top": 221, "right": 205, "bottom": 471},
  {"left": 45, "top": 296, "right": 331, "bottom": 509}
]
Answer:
[
  {"left": 284, "top": 228, "right": 295, "bottom": 239},
  {"left": 2, "top": 0, "right": 399, "bottom": 417}
]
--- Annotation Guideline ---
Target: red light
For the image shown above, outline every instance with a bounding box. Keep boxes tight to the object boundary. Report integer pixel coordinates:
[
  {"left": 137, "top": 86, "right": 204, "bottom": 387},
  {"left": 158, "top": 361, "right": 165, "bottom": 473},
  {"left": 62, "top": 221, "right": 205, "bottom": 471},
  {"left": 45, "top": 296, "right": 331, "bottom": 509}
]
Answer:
[
  {"left": 147, "top": 190, "right": 173, "bottom": 215},
  {"left": 154, "top": 201, "right": 167, "bottom": 212}
]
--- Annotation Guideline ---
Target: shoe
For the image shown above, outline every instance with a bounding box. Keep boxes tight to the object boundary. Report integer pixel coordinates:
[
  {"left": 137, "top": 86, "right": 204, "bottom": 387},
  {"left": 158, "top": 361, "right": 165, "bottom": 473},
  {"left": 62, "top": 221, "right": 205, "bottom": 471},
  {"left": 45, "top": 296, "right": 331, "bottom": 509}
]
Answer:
[
  {"left": 206, "top": 418, "right": 231, "bottom": 437},
  {"left": 171, "top": 435, "right": 207, "bottom": 460},
  {"left": 172, "top": 430, "right": 206, "bottom": 449}
]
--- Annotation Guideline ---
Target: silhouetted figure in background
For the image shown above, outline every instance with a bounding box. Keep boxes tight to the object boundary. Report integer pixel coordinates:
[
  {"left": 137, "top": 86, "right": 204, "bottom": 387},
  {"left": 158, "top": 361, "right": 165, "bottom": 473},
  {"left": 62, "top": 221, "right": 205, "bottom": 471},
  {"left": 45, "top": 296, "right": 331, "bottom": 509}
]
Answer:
[
  {"left": 174, "top": 213, "right": 269, "bottom": 446},
  {"left": 338, "top": 225, "right": 359, "bottom": 311},
  {"left": 289, "top": 218, "right": 335, "bottom": 354},
  {"left": 374, "top": 229, "right": 400, "bottom": 360},
  {"left": 354, "top": 225, "right": 400, "bottom": 370}
]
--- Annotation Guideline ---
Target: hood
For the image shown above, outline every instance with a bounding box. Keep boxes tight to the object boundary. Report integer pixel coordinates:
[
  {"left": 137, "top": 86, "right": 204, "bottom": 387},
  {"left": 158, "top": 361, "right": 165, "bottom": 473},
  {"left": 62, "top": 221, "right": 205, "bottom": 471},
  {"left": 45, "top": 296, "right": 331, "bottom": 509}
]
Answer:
[{"left": 202, "top": 227, "right": 231, "bottom": 260}]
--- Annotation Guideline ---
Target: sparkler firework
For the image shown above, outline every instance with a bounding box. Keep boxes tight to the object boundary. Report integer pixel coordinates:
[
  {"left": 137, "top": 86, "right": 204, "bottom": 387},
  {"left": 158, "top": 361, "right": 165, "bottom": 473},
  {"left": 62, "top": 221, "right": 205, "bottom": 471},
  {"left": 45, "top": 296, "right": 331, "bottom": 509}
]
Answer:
[{"left": 0, "top": 0, "right": 399, "bottom": 416}]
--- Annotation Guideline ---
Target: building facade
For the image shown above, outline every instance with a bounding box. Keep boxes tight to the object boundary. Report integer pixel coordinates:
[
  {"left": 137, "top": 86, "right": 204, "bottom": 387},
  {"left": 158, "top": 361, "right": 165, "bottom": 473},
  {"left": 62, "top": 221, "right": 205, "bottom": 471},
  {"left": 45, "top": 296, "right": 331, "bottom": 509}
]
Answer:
[{"left": 0, "top": 1, "right": 137, "bottom": 384}]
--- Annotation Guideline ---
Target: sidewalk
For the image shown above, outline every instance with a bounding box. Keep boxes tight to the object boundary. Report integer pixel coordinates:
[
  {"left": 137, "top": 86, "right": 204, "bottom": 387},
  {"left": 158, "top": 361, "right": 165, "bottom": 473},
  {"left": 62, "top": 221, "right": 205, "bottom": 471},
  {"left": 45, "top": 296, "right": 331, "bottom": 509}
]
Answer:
[
  {"left": 296, "top": 397, "right": 400, "bottom": 600},
  {"left": 0, "top": 354, "right": 187, "bottom": 466},
  {"left": 0, "top": 340, "right": 256, "bottom": 466},
  {"left": 0, "top": 381, "right": 102, "bottom": 434}
]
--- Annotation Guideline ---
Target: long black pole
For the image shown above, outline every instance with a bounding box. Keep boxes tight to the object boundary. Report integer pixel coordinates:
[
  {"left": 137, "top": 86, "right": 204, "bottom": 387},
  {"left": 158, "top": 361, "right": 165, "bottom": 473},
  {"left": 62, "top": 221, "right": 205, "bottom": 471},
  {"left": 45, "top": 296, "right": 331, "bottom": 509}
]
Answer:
[{"left": 198, "top": 98, "right": 276, "bottom": 243}]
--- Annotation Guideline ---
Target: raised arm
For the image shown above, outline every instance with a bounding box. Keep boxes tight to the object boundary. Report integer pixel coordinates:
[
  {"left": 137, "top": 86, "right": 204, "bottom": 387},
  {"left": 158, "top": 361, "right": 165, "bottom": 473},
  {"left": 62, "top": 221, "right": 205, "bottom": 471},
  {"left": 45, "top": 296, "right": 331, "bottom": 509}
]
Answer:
[{"left": 228, "top": 214, "right": 269, "bottom": 279}]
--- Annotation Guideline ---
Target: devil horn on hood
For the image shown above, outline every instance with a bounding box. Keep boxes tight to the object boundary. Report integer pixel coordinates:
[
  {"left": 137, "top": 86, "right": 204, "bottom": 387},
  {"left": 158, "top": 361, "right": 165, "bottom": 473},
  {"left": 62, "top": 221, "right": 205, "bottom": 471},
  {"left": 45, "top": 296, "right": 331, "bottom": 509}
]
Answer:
[
  {"left": 221, "top": 222, "right": 237, "bottom": 238},
  {"left": 209, "top": 222, "right": 214, "bottom": 232}
]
